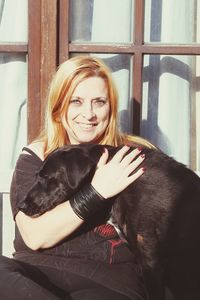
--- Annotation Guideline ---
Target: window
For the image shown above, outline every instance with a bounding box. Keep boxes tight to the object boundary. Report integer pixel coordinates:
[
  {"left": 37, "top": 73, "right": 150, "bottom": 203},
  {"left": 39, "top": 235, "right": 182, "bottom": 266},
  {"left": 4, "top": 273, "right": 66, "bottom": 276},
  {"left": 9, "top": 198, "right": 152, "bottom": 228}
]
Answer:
[
  {"left": 58, "top": 0, "right": 200, "bottom": 172},
  {"left": 1, "top": 0, "right": 199, "bottom": 173},
  {"left": 0, "top": 0, "right": 28, "bottom": 171},
  {"left": 0, "top": 0, "right": 57, "bottom": 177},
  {"left": 0, "top": 0, "right": 28, "bottom": 257}
]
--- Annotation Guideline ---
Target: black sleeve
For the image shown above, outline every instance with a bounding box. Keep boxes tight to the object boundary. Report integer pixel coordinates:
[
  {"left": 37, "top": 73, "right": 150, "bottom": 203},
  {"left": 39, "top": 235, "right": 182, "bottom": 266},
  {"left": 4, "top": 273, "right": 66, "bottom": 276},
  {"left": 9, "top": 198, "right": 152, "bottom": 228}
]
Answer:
[{"left": 10, "top": 154, "right": 42, "bottom": 219}]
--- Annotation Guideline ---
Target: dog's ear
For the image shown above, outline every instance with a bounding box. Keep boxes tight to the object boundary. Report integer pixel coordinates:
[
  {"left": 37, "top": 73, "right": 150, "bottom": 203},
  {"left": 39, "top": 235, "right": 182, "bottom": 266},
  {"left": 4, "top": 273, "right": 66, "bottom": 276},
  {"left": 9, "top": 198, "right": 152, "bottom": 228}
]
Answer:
[
  {"left": 63, "top": 150, "right": 97, "bottom": 190},
  {"left": 40, "top": 147, "right": 98, "bottom": 192}
]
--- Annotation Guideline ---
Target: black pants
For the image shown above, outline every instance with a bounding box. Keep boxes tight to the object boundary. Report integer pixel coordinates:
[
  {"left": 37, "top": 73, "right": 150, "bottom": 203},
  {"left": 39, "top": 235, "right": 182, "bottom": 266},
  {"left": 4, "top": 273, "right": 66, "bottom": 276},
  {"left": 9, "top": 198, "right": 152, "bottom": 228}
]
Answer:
[{"left": 0, "top": 256, "right": 134, "bottom": 300}]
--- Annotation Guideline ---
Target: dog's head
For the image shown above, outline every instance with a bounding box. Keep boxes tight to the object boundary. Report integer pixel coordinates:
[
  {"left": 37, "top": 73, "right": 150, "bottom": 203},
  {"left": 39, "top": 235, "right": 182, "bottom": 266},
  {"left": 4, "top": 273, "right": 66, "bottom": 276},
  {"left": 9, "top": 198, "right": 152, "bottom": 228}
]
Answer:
[
  {"left": 42, "top": 145, "right": 105, "bottom": 188},
  {"left": 18, "top": 145, "right": 104, "bottom": 216}
]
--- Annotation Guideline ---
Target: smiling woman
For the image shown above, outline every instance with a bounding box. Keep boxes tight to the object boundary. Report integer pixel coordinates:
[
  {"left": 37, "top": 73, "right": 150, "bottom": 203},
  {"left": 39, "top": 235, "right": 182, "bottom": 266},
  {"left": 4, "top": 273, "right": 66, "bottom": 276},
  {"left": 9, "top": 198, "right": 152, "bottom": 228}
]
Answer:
[
  {"left": 43, "top": 55, "right": 129, "bottom": 157},
  {"left": 63, "top": 76, "right": 110, "bottom": 144},
  {"left": 0, "top": 55, "right": 154, "bottom": 300}
]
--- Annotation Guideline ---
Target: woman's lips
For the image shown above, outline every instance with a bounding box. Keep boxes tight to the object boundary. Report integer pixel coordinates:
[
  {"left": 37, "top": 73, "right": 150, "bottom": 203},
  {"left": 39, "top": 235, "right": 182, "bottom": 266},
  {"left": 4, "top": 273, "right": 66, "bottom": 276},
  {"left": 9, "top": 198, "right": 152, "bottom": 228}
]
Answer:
[{"left": 77, "top": 122, "right": 97, "bottom": 129}]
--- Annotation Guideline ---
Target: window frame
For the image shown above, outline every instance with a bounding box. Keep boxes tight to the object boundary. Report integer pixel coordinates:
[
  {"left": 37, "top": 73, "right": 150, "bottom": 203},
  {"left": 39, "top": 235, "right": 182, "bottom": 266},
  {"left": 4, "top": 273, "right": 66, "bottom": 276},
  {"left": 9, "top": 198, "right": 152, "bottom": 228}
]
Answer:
[
  {"left": 28, "top": 0, "right": 57, "bottom": 142},
  {"left": 0, "top": 0, "right": 57, "bottom": 143},
  {"left": 58, "top": 0, "right": 200, "bottom": 127},
  {"left": 58, "top": 0, "right": 200, "bottom": 169},
  {"left": 27, "top": 0, "right": 200, "bottom": 169}
]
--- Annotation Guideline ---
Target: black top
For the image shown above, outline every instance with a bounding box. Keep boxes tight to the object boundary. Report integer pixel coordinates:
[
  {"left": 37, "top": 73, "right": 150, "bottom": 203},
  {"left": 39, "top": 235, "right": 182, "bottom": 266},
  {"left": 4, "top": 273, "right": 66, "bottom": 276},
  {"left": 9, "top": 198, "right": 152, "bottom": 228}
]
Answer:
[{"left": 10, "top": 148, "right": 146, "bottom": 300}]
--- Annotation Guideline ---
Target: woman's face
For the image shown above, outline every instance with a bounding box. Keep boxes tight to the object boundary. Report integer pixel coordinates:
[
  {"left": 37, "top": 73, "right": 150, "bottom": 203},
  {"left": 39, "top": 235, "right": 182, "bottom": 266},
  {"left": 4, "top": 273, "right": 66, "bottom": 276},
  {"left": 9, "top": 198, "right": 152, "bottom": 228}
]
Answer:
[{"left": 62, "top": 76, "right": 110, "bottom": 144}]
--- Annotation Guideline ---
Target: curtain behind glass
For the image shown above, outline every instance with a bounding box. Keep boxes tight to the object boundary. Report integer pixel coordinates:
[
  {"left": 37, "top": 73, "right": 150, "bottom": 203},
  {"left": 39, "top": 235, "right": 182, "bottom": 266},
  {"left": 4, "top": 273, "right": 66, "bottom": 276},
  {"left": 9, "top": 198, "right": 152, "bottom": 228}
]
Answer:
[
  {"left": 142, "top": 0, "right": 199, "bottom": 170},
  {"left": 0, "top": 0, "right": 27, "bottom": 42},
  {"left": 70, "top": 0, "right": 133, "bottom": 43},
  {"left": 144, "top": 0, "right": 197, "bottom": 43},
  {"left": 0, "top": 54, "right": 27, "bottom": 170},
  {"left": 0, "top": 0, "right": 27, "bottom": 174},
  {"left": 142, "top": 55, "right": 193, "bottom": 165},
  {"left": 91, "top": 0, "right": 133, "bottom": 43}
]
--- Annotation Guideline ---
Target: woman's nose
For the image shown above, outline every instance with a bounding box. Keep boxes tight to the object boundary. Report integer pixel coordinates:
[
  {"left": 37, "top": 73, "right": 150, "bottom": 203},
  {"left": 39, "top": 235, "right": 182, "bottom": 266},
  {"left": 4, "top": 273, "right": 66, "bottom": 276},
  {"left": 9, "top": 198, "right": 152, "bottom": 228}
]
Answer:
[{"left": 81, "top": 103, "right": 95, "bottom": 119}]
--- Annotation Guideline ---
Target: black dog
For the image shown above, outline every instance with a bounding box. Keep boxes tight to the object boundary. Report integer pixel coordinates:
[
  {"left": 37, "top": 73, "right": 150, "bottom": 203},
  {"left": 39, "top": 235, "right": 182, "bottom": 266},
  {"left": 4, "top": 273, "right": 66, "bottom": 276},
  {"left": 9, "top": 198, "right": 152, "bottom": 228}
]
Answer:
[{"left": 18, "top": 144, "right": 200, "bottom": 300}]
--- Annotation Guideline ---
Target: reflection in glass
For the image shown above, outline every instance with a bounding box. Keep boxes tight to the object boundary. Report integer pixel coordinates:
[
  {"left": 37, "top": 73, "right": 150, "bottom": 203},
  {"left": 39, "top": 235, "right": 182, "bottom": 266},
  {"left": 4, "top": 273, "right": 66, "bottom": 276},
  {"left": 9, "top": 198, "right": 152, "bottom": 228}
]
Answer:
[
  {"left": 142, "top": 55, "right": 200, "bottom": 171},
  {"left": 0, "top": 54, "right": 27, "bottom": 170},
  {"left": 71, "top": 53, "right": 133, "bottom": 133},
  {"left": 144, "top": 0, "right": 199, "bottom": 43},
  {"left": 0, "top": 0, "right": 28, "bottom": 42},
  {"left": 69, "top": 0, "right": 133, "bottom": 43}
]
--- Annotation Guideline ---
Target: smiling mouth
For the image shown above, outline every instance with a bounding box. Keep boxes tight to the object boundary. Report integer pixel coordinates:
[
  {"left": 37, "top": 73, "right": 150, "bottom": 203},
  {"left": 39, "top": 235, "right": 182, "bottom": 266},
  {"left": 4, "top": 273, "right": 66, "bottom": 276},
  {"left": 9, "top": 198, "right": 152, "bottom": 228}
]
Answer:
[{"left": 77, "top": 123, "right": 97, "bottom": 129}]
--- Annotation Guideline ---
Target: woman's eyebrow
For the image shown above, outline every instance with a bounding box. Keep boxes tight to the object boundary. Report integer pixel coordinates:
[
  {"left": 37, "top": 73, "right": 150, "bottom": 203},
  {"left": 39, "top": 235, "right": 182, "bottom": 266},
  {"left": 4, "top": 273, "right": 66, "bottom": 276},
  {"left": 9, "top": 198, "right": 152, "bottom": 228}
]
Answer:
[
  {"left": 92, "top": 97, "right": 107, "bottom": 101},
  {"left": 71, "top": 96, "right": 83, "bottom": 99},
  {"left": 71, "top": 96, "right": 107, "bottom": 101}
]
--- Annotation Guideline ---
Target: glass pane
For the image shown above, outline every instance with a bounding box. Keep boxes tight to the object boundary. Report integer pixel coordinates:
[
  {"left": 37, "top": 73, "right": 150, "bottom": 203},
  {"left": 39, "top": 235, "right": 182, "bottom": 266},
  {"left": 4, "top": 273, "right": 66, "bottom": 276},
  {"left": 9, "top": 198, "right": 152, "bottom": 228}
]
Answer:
[
  {"left": 70, "top": 53, "right": 133, "bottom": 133},
  {"left": 69, "top": 0, "right": 134, "bottom": 43},
  {"left": 142, "top": 55, "right": 200, "bottom": 173},
  {"left": 0, "top": 0, "right": 28, "bottom": 42},
  {"left": 144, "top": 0, "right": 199, "bottom": 43},
  {"left": 0, "top": 54, "right": 27, "bottom": 171}
]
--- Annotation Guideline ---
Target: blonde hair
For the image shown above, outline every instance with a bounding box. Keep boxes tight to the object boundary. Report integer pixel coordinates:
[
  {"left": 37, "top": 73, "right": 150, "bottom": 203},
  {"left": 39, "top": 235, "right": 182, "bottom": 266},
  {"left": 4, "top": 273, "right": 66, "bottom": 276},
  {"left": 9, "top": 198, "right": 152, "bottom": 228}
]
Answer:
[{"left": 37, "top": 55, "right": 155, "bottom": 157}]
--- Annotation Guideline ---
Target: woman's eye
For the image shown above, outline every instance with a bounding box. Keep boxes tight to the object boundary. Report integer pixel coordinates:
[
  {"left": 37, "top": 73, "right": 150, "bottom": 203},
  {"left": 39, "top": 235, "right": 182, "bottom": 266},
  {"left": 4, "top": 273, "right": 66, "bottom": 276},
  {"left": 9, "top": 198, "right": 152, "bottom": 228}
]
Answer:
[
  {"left": 93, "top": 99, "right": 107, "bottom": 106},
  {"left": 70, "top": 99, "right": 82, "bottom": 105}
]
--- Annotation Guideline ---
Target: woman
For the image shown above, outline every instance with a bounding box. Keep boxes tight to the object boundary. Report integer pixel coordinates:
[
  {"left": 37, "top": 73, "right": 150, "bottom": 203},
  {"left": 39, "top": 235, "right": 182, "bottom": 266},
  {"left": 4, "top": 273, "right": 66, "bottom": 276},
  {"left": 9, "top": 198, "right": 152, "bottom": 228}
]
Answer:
[{"left": 0, "top": 56, "right": 154, "bottom": 299}]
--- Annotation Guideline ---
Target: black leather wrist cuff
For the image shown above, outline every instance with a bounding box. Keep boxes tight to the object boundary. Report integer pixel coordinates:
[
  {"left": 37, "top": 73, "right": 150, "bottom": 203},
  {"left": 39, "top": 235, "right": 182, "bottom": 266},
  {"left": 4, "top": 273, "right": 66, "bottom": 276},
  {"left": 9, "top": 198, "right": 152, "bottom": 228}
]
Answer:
[{"left": 69, "top": 184, "right": 106, "bottom": 220}]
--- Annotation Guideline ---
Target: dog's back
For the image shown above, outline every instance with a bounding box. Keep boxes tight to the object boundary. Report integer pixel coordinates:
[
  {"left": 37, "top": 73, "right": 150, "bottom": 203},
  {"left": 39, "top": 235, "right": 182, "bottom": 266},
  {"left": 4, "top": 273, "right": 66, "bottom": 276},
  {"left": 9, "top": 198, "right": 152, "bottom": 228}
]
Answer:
[{"left": 110, "top": 147, "right": 200, "bottom": 300}]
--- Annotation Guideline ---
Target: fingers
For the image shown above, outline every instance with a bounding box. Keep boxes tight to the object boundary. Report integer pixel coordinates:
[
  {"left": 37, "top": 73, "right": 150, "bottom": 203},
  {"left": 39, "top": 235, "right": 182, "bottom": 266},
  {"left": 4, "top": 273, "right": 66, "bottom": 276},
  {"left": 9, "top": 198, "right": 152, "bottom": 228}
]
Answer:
[
  {"left": 91, "top": 146, "right": 145, "bottom": 199},
  {"left": 119, "top": 147, "right": 143, "bottom": 167},
  {"left": 96, "top": 148, "right": 109, "bottom": 168},
  {"left": 123, "top": 153, "right": 145, "bottom": 176},
  {"left": 126, "top": 166, "right": 145, "bottom": 184},
  {"left": 98, "top": 145, "right": 144, "bottom": 176},
  {"left": 111, "top": 145, "right": 142, "bottom": 165},
  {"left": 110, "top": 145, "right": 131, "bottom": 163}
]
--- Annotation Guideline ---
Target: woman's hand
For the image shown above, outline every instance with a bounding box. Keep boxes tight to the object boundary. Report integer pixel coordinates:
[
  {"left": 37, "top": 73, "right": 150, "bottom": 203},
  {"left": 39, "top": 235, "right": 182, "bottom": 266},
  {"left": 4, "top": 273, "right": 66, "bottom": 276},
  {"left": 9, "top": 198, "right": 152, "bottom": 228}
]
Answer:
[{"left": 91, "top": 145, "right": 145, "bottom": 199}]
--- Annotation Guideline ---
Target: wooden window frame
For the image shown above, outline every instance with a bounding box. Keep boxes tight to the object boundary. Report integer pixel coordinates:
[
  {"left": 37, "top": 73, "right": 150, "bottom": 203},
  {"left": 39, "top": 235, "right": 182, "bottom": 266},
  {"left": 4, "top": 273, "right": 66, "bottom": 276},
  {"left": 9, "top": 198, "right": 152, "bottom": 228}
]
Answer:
[
  {"left": 57, "top": 0, "right": 200, "bottom": 169},
  {"left": 58, "top": 0, "right": 200, "bottom": 135},
  {"left": 0, "top": 0, "right": 57, "bottom": 143},
  {"left": 28, "top": 0, "right": 57, "bottom": 143},
  {"left": 27, "top": 0, "right": 200, "bottom": 167},
  {"left": 2, "top": 0, "right": 199, "bottom": 156}
]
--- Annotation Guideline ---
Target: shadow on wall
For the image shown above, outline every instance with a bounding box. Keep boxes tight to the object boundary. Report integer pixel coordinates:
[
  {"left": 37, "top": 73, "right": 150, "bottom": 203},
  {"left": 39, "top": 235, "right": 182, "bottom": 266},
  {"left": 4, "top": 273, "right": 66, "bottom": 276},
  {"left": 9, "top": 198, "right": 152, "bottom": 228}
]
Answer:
[
  {"left": 141, "top": 119, "right": 171, "bottom": 154},
  {"left": 119, "top": 109, "right": 132, "bottom": 134}
]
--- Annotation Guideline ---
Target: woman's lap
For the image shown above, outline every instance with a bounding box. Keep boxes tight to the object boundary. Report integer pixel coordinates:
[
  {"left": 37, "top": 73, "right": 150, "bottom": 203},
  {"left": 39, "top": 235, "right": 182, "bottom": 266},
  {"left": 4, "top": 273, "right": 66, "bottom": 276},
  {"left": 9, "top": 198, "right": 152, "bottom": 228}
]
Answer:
[{"left": 0, "top": 256, "right": 134, "bottom": 300}]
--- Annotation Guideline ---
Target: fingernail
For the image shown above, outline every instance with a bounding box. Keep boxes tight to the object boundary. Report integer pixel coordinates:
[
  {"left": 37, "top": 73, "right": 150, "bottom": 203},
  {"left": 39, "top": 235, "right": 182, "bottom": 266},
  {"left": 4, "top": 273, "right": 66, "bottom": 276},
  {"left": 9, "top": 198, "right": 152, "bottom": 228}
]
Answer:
[
  {"left": 103, "top": 148, "right": 107, "bottom": 153},
  {"left": 137, "top": 147, "right": 142, "bottom": 152},
  {"left": 141, "top": 154, "right": 145, "bottom": 158},
  {"left": 142, "top": 167, "right": 146, "bottom": 172}
]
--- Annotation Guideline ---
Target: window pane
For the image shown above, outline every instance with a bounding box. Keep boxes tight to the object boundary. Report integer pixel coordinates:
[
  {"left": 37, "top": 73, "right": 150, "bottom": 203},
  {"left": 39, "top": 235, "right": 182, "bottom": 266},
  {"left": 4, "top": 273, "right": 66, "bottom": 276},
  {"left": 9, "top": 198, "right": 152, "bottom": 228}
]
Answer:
[
  {"left": 0, "top": 0, "right": 28, "bottom": 42},
  {"left": 70, "top": 53, "right": 133, "bottom": 133},
  {"left": 142, "top": 54, "right": 200, "bottom": 173},
  {"left": 69, "top": 0, "right": 134, "bottom": 43},
  {"left": 144, "top": 0, "right": 199, "bottom": 43},
  {"left": 0, "top": 54, "right": 27, "bottom": 171}
]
